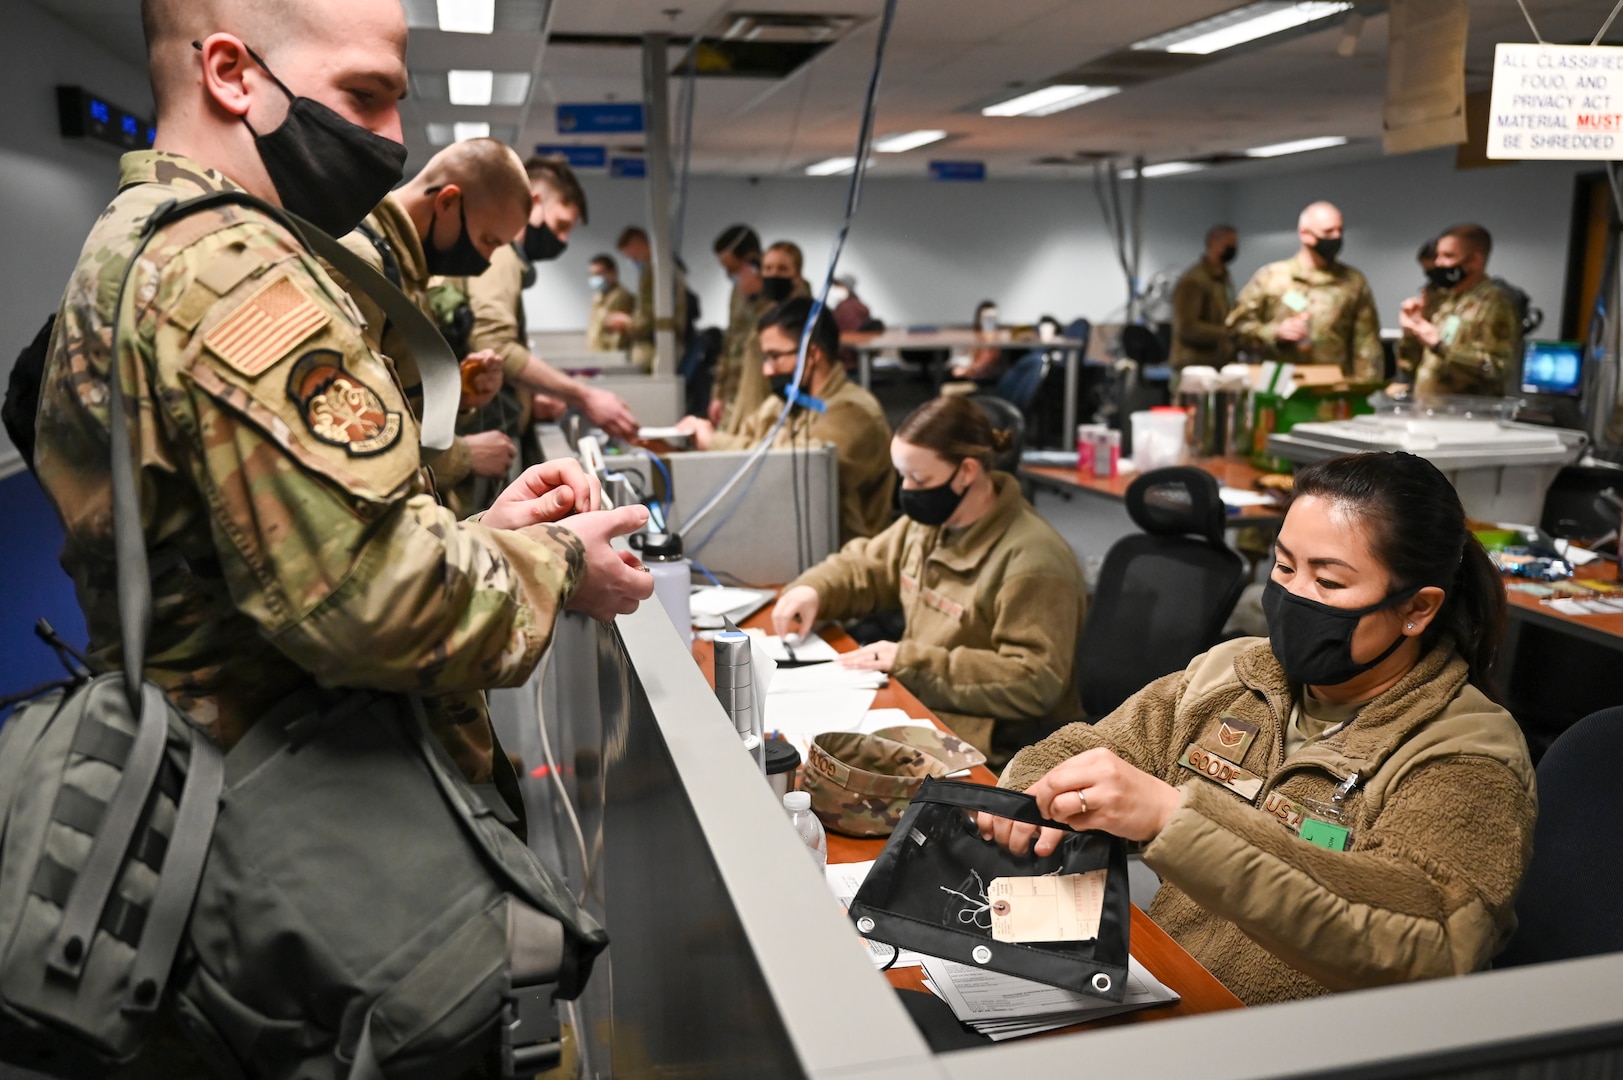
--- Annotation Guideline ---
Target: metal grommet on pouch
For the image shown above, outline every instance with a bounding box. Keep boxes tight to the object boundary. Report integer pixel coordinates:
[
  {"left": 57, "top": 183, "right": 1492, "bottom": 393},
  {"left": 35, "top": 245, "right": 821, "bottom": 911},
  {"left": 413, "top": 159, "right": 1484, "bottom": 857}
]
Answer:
[
  {"left": 1092, "top": 972, "right": 1112, "bottom": 993},
  {"left": 856, "top": 917, "right": 875, "bottom": 934},
  {"left": 971, "top": 945, "right": 992, "bottom": 965}
]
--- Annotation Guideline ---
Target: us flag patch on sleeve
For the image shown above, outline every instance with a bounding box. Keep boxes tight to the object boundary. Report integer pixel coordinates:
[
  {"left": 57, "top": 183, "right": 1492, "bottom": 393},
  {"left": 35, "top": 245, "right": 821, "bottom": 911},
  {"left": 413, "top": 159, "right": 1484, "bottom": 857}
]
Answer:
[{"left": 203, "top": 273, "right": 329, "bottom": 377}]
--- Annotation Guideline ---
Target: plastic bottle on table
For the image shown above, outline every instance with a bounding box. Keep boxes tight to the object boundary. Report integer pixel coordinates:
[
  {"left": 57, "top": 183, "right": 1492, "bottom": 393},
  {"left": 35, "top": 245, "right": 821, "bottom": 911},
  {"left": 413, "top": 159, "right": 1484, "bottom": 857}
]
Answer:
[{"left": 783, "top": 791, "right": 827, "bottom": 870}]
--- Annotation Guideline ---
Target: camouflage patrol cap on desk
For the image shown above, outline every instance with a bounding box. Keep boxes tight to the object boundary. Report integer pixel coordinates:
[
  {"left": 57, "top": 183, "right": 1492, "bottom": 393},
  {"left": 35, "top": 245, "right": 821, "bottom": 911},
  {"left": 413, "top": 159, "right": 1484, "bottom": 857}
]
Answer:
[
  {"left": 871, "top": 724, "right": 986, "bottom": 774},
  {"left": 804, "top": 732, "right": 950, "bottom": 838}
]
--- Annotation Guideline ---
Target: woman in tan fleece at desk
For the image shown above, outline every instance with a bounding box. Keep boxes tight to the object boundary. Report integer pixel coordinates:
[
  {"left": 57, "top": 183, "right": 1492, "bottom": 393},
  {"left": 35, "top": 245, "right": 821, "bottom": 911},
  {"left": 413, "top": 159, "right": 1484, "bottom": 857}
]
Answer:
[{"left": 985, "top": 451, "right": 1536, "bottom": 1005}]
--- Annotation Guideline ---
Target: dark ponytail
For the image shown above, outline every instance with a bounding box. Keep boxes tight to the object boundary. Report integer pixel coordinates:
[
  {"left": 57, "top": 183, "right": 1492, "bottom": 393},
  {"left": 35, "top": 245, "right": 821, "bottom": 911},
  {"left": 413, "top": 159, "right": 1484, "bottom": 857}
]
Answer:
[{"left": 1291, "top": 452, "right": 1507, "bottom": 701}]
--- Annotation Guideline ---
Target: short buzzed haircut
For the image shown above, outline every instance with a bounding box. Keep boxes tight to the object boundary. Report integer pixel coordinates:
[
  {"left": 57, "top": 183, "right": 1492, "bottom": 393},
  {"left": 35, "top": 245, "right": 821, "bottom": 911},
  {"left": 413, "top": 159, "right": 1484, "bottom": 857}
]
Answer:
[
  {"left": 590, "top": 253, "right": 618, "bottom": 273},
  {"left": 141, "top": 0, "right": 295, "bottom": 111},
  {"left": 1417, "top": 237, "right": 1438, "bottom": 263},
  {"left": 1205, "top": 224, "right": 1236, "bottom": 244},
  {"left": 524, "top": 155, "right": 589, "bottom": 224},
  {"left": 1441, "top": 223, "right": 1492, "bottom": 260},
  {"left": 1298, "top": 200, "right": 1340, "bottom": 229},
  {"left": 759, "top": 295, "right": 838, "bottom": 364},
  {"left": 713, "top": 224, "right": 761, "bottom": 259},
  {"left": 419, "top": 138, "right": 530, "bottom": 215},
  {"left": 616, "top": 226, "right": 648, "bottom": 249}
]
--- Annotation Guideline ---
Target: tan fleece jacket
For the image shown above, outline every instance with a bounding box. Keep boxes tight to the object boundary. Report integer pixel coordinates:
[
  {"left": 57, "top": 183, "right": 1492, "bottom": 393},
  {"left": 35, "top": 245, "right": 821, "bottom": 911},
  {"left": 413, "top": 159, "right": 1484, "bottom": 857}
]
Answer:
[
  {"left": 792, "top": 474, "right": 1086, "bottom": 751},
  {"left": 1001, "top": 637, "right": 1536, "bottom": 1005}
]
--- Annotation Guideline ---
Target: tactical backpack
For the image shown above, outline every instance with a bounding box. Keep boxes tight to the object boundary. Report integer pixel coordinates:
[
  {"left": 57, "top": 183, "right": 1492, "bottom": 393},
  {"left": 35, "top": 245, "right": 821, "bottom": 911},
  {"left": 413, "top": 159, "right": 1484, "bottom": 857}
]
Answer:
[{"left": 0, "top": 192, "right": 606, "bottom": 1079}]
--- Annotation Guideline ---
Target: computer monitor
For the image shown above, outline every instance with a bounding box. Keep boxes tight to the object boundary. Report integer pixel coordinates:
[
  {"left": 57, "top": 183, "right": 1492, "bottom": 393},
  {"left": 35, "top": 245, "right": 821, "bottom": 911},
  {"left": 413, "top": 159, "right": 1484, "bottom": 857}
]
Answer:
[{"left": 1521, "top": 340, "right": 1584, "bottom": 397}]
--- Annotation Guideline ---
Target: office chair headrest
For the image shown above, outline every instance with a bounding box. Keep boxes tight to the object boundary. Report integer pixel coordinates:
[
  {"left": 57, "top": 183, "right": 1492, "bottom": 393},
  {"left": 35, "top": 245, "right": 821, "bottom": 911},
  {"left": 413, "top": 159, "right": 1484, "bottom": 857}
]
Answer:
[{"left": 1126, "top": 467, "right": 1226, "bottom": 545}]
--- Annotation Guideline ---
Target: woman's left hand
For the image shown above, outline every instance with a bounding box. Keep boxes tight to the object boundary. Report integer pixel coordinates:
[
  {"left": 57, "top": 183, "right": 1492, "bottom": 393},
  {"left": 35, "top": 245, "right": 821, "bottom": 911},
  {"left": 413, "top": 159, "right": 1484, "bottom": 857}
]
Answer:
[
  {"left": 839, "top": 640, "right": 897, "bottom": 672},
  {"left": 1024, "top": 748, "right": 1184, "bottom": 845}
]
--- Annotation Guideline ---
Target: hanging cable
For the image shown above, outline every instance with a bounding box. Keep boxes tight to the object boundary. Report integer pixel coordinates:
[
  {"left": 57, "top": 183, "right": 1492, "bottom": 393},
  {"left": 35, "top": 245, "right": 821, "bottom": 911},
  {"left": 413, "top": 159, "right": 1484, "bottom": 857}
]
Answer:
[
  {"left": 677, "top": 0, "right": 900, "bottom": 541},
  {"left": 671, "top": 25, "right": 701, "bottom": 256}
]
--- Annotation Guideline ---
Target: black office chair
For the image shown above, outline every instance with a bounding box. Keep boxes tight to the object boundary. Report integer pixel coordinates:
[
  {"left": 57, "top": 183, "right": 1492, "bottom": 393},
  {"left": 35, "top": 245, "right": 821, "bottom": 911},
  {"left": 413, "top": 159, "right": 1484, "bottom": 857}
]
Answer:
[
  {"left": 1495, "top": 706, "right": 1623, "bottom": 968},
  {"left": 966, "top": 394, "right": 1025, "bottom": 474},
  {"left": 1074, "top": 467, "right": 1248, "bottom": 720}
]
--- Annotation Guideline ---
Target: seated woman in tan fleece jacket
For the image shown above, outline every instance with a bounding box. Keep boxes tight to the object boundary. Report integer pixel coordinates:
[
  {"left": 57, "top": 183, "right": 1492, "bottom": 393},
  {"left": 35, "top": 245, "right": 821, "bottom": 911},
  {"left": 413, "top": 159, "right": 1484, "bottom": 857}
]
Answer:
[
  {"left": 771, "top": 396, "right": 1086, "bottom": 755},
  {"left": 984, "top": 451, "right": 1535, "bottom": 1005}
]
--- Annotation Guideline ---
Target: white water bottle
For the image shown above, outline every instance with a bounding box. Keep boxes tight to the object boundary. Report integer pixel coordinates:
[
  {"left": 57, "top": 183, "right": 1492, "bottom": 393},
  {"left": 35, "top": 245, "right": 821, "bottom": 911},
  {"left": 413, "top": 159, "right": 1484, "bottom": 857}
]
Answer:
[
  {"left": 633, "top": 531, "right": 692, "bottom": 646},
  {"left": 783, "top": 791, "right": 826, "bottom": 871}
]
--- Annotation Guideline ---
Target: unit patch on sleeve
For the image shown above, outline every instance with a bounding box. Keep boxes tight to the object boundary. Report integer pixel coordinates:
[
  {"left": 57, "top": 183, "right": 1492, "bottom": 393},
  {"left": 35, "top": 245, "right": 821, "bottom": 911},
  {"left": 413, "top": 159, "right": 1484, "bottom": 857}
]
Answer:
[
  {"left": 203, "top": 272, "right": 330, "bottom": 377},
  {"left": 287, "top": 350, "right": 403, "bottom": 456}
]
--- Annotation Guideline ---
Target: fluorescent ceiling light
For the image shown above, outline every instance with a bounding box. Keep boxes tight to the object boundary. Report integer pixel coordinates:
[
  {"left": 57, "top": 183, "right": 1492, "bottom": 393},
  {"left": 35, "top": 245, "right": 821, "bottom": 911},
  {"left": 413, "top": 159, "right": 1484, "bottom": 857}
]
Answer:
[
  {"left": 1123, "top": 161, "right": 1206, "bottom": 179},
  {"left": 491, "top": 72, "right": 533, "bottom": 106},
  {"left": 1133, "top": 2, "right": 1353, "bottom": 55},
  {"left": 453, "top": 121, "right": 492, "bottom": 141},
  {"left": 1246, "top": 135, "right": 1347, "bottom": 157},
  {"left": 426, "top": 122, "right": 454, "bottom": 146},
  {"left": 437, "top": 0, "right": 494, "bottom": 34},
  {"left": 448, "top": 69, "right": 494, "bottom": 106},
  {"left": 982, "top": 85, "right": 1120, "bottom": 118},
  {"left": 806, "top": 156, "right": 858, "bottom": 176},
  {"left": 873, "top": 130, "right": 948, "bottom": 153}
]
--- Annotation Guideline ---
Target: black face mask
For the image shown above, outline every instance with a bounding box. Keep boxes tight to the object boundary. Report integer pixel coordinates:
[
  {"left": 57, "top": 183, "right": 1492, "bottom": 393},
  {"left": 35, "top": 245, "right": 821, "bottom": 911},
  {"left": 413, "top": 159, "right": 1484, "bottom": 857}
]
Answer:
[
  {"left": 1311, "top": 235, "right": 1344, "bottom": 262},
  {"left": 1426, "top": 264, "right": 1465, "bottom": 289},
  {"left": 1220, "top": 244, "right": 1238, "bottom": 264},
  {"left": 222, "top": 42, "right": 407, "bottom": 237},
  {"left": 768, "top": 371, "right": 801, "bottom": 399},
  {"left": 523, "top": 222, "right": 567, "bottom": 262},
  {"left": 760, "top": 275, "right": 795, "bottom": 304},
  {"left": 423, "top": 200, "right": 489, "bottom": 277},
  {"left": 1261, "top": 578, "right": 1416, "bottom": 687},
  {"left": 898, "top": 469, "right": 967, "bottom": 528}
]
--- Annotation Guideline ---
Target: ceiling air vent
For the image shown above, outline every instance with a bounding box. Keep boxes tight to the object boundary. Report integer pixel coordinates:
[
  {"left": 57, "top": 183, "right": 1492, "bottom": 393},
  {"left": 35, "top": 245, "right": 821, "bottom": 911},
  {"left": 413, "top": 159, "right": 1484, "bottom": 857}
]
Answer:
[{"left": 675, "top": 13, "right": 863, "bottom": 78}]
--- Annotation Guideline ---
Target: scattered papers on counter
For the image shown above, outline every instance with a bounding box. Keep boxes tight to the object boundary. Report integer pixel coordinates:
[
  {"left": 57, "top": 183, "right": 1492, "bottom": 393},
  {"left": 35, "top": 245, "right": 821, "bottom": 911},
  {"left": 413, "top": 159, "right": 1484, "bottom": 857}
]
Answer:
[
  {"left": 825, "top": 861, "right": 926, "bottom": 969},
  {"left": 918, "top": 955, "right": 1178, "bottom": 1041}
]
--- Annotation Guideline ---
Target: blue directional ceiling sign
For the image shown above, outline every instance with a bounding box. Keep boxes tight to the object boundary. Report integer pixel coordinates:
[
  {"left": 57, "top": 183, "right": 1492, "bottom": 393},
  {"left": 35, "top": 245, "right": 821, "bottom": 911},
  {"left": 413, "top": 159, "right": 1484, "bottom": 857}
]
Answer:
[
  {"left": 534, "top": 144, "right": 608, "bottom": 168},
  {"left": 557, "top": 103, "right": 645, "bottom": 135},
  {"left": 609, "top": 157, "right": 647, "bottom": 178},
  {"left": 929, "top": 160, "right": 986, "bottom": 181}
]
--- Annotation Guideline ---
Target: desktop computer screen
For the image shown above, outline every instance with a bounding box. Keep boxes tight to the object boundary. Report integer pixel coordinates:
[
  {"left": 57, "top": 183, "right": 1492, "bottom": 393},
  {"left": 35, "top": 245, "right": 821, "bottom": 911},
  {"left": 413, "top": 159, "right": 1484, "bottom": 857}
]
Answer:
[{"left": 1521, "top": 340, "right": 1584, "bottom": 397}]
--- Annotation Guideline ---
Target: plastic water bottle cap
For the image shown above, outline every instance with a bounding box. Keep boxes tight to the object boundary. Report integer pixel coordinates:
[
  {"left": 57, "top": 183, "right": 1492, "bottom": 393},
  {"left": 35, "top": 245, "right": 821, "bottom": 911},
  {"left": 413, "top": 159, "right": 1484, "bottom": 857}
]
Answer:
[{"left": 783, "top": 791, "right": 811, "bottom": 811}]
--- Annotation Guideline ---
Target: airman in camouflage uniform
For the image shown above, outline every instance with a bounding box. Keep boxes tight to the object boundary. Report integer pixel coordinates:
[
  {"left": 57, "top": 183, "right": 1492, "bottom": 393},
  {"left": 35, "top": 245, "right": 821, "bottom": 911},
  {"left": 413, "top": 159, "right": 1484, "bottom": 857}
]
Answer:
[
  {"left": 677, "top": 298, "right": 895, "bottom": 544},
  {"left": 329, "top": 138, "right": 531, "bottom": 495},
  {"left": 1228, "top": 201, "right": 1384, "bottom": 381},
  {"left": 1397, "top": 224, "right": 1519, "bottom": 398},
  {"left": 34, "top": 149, "right": 603, "bottom": 781},
  {"left": 614, "top": 225, "right": 690, "bottom": 373},
  {"left": 708, "top": 224, "right": 766, "bottom": 430}
]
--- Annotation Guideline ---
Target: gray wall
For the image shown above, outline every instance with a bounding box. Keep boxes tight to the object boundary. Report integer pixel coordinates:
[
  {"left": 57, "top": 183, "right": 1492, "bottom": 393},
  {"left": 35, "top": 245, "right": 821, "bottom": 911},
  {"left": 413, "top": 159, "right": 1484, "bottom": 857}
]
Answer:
[
  {"left": 0, "top": 2, "right": 152, "bottom": 477},
  {"left": 529, "top": 149, "right": 1592, "bottom": 351}
]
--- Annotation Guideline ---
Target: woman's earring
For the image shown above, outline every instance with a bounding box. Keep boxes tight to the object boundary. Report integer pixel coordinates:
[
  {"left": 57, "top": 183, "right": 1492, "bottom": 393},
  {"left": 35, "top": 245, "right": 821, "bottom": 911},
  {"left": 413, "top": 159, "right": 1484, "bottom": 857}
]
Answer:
[{"left": 1405, "top": 622, "right": 1415, "bottom": 631}]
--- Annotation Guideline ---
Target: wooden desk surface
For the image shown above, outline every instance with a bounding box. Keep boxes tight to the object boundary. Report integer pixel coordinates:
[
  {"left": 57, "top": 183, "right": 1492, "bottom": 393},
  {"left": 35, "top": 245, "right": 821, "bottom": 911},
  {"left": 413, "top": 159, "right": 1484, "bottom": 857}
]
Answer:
[
  {"left": 693, "top": 606, "right": 1244, "bottom": 1034},
  {"left": 842, "top": 329, "right": 1085, "bottom": 352},
  {"left": 1021, "top": 456, "right": 1287, "bottom": 526},
  {"left": 1503, "top": 558, "right": 1623, "bottom": 646}
]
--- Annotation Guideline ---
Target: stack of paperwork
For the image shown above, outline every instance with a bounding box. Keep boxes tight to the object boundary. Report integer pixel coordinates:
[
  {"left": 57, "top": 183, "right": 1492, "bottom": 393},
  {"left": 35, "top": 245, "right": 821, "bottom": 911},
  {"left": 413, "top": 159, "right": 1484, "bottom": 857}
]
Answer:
[
  {"left": 917, "top": 956, "right": 1179, "bottom": 1040},
  {"left": 744, "top": 631, "right": 883, "bottom": 758}
]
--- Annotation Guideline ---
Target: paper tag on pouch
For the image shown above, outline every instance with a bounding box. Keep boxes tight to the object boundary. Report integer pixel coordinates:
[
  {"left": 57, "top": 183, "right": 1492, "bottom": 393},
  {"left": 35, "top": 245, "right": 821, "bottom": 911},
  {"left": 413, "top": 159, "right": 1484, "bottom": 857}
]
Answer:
[{"left": 988, "top": 871, "right": 1106, "bottom": 943}]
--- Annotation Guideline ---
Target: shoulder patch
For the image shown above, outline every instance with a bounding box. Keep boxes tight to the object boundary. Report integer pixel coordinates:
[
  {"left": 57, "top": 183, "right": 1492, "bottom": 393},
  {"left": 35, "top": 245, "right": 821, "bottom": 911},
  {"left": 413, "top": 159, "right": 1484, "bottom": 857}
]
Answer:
[
  {"left": 204, "top": 272, "right": 330, "bottom": 378},
  {"left": 287, "top": 349, "right": 403, "bottom": 456}
]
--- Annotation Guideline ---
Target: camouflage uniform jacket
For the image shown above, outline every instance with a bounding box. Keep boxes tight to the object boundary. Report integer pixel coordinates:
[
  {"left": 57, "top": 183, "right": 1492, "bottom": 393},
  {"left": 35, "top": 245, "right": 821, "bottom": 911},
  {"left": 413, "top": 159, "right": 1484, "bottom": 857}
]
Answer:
[
  {"left": 585, "top": 282, "right": 635, "bottom": 352},
  {"left": 1396, "top": 277, "right": 1518, "bottom": 398},
  {"left": 1169, "top": 258, "right": 1235, "bottom": 369},
  {"left": 330, "top": 192, "right": 472, "bottom": 488},
  {"left": 789, "top": 474, "right": 1085, "bottom": 753},
  {"left": 34, "top": 151, "right": 585, "bottom": 782},
  {"left": 627, "top": 259, "right": 688, "bottom": 372},
  {"left": 463, "top": 242, "right": 534, "bottom": 381},
  {"left": 710, "top": 364, "right": 896, "bottom": 544},
  {"left": 1228, "top": 252, "right": 1383, "bottom": 380}
]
